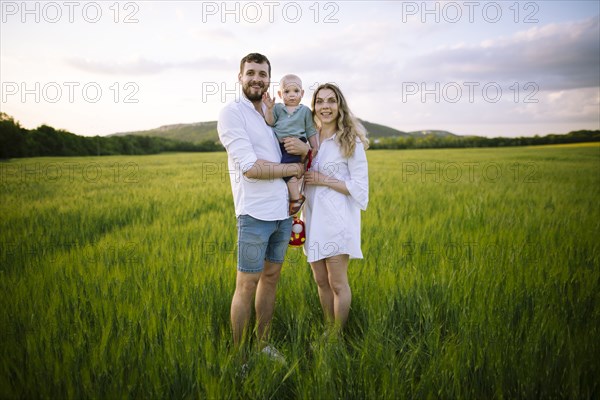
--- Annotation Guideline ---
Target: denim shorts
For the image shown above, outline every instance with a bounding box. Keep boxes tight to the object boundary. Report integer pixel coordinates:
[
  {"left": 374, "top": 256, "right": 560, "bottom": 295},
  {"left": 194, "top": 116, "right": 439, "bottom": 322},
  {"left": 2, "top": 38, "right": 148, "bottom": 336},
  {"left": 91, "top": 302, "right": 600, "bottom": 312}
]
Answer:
[{"left": 236, "top": 214, "right": 293, "bottom": 273}]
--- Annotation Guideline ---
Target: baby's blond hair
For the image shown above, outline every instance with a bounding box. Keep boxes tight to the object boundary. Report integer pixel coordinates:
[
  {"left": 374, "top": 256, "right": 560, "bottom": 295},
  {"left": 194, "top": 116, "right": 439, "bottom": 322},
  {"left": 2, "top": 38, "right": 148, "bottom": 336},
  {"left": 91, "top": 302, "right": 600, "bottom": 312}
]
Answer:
[{"left": 280, "top": 74, "right": 303, "bottom": 88}]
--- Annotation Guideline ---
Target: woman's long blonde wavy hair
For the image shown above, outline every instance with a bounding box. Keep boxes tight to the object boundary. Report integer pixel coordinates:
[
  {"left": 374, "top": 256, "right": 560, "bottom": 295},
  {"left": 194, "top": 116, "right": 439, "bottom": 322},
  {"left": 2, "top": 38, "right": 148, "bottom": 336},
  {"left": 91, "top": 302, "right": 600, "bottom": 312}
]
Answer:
[{"left": 311, "top": 83, "right": 369, "bottom": 158}]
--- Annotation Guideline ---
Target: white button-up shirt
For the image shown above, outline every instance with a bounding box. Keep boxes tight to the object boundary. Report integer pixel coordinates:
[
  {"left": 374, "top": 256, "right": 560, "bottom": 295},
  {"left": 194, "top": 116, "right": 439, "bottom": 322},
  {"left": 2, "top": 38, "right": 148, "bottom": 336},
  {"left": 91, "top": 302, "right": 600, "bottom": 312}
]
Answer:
[
  {"left": 303, "top": 134, "right": 369, "bottom": 262},
  {"left": 218, "top": 95, "right": 288, "bottom": 220}
]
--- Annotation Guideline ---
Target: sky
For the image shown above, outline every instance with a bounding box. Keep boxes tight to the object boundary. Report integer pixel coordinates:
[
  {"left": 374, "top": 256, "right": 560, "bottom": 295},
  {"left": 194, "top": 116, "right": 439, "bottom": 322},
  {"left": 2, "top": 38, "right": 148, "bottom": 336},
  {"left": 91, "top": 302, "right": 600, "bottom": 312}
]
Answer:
[{"left": 1, "top": 0, "right": 599, "bottom": 137}]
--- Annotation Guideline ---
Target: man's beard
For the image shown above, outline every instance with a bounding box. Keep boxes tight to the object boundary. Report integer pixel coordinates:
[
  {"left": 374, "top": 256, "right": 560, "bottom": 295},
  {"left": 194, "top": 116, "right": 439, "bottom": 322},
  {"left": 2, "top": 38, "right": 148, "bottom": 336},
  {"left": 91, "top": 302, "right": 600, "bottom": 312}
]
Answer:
[{"left": 243, "top": 82, "right": 267, "bottom": 101}]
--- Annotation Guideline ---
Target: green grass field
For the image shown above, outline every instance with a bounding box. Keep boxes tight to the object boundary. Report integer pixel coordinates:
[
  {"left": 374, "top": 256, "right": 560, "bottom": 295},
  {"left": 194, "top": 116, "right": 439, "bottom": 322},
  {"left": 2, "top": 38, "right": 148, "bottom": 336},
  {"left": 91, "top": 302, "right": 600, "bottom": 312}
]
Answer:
[{"left": 1, "top": 144, "right": 599, "bottom": 399}]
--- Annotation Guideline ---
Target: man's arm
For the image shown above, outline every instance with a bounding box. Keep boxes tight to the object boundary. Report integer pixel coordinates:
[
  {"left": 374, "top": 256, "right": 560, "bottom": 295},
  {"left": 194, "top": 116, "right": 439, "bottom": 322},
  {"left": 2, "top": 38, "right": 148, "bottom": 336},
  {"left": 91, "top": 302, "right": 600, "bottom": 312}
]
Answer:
[
  {"left": 244, "top": 160, "right": 304, "bottom": 180},
  {"left": 218, "top": 106, "right": 259, "bottom": 175},
  {"left": 218, "top": 104, "right": 304, "bottom": 181}
]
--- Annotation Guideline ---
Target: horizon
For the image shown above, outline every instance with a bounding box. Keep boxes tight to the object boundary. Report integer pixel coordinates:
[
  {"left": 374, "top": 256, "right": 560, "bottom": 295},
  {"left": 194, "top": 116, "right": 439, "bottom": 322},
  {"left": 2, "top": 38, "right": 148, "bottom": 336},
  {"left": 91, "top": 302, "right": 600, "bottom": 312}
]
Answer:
[
  {"left": 1, "top": 1, "right": 599, "bottom": 138},
  {"left": 104, "top": 118, "right": 596, "bottom": 139},
  {"left": 5, "top": 111, "right": 597, "bottom": 140}
]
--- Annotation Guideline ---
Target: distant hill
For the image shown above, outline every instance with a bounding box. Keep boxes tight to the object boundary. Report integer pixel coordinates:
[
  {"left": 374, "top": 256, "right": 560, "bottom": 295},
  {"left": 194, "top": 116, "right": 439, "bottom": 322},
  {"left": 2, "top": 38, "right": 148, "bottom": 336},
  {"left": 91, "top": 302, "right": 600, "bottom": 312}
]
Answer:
[
  {"left": 110, "top": 119, "right": 447, "bottom": 142},
  {"left": 408, "top": 130, "right": 459, "bottom": 138},
  {"left": 359, "top": 120, "right": 410, "bottom": 138},
  {"left": 111, "top": 121, "right": 219, "bottom": 144}
]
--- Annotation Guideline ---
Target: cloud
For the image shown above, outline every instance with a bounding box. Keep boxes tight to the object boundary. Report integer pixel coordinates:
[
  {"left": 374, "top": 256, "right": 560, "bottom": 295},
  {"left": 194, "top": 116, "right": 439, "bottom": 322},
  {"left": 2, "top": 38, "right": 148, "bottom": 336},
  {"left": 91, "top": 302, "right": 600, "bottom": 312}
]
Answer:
[
  {"left": 67, "top": 56, "right": 168, "bottom": 75},
  {"left": 270, "top": 20, "right": 408, "bottom": 78},
  {"left": 67, "top": 55, "right": 233, "bottom": 75},
  {"left": 188, "top": 27, "right": 237, "bottom": 42},
  {"left": 512, "top": 87, "right": 600, "bottom": 123},
  {"left": 401, "top": 16, "right": 600, "bottom": 91}
]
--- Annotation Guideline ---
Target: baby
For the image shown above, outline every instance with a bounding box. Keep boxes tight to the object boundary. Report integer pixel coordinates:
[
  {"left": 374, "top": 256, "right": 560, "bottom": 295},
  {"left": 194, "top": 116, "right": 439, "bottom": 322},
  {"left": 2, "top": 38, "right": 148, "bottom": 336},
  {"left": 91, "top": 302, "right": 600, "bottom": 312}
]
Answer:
[{"left": 263, "top": 74, "right": 319, "bottom": 215}]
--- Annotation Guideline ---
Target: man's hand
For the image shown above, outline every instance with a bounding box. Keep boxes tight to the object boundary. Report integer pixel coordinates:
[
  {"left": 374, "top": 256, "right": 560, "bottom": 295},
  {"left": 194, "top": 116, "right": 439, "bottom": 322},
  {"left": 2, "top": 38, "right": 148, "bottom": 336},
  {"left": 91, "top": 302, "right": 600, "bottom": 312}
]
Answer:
[
  {"left": 281, "top": 162, "right": 304, "bottom": 180},
  {"left": 292, "top": 163, "right": 305, "bottom": 179},
  {"left": 262, "top": 92, "right": 276, "bottom": 110},
  {"left": 283, "top": 137, "right": 310, "bottom": 158}
]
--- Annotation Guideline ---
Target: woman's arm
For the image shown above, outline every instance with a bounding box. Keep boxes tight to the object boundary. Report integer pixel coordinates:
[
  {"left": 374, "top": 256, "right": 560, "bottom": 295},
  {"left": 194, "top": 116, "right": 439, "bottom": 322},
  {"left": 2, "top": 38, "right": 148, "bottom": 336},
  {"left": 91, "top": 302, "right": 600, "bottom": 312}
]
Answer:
[
  {"left": 344, "top": 142, "right": 369, "bottom": 209},
  {"left": 304, "top": 142, "right": 368, "bottom": 208}
]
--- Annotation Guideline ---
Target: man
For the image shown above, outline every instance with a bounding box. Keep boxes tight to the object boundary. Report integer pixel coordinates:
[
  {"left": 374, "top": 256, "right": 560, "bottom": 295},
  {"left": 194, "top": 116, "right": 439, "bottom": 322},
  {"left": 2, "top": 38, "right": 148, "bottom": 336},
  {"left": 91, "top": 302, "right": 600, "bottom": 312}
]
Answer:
[{"left": 217, "top": 53, "right": 305, "bottom": 360}]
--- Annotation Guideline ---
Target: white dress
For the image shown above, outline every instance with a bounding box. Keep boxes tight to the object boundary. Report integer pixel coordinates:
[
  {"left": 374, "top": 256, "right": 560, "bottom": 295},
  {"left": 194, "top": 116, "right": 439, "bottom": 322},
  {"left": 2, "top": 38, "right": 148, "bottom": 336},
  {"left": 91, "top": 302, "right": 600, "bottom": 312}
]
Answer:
[{"left": 302, "top": 134, "right": 369, "bottom": 262}]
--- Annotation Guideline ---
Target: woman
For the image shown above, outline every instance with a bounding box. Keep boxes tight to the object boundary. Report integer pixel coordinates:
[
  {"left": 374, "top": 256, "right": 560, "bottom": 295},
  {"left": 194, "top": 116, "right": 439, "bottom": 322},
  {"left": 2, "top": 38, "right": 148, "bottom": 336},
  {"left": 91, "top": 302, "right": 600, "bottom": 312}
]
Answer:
[{"left": 301, "top": 83, "right": 369, "bottom": 332}]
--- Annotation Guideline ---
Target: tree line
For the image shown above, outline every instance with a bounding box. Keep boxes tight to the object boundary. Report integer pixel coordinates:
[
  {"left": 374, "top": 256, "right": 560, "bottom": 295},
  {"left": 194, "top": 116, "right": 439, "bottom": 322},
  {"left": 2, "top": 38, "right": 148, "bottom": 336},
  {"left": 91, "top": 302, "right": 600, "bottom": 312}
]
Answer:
[
  {"left": 0, "top": 113, "right": 222, "bottom": 159},
  {"left": 369, "top": 130, "right": 600, "bottom": 150},
  {"left": 1, "top": 112, "right": 598, "bottom": 159}
]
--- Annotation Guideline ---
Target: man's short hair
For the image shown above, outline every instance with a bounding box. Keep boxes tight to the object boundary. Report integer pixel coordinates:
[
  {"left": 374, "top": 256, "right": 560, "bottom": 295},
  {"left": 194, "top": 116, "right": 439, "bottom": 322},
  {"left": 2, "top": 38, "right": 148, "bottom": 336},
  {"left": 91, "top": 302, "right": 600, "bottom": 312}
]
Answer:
[{"left": 239, "top": 53, "right": 271, "bottom": 77}]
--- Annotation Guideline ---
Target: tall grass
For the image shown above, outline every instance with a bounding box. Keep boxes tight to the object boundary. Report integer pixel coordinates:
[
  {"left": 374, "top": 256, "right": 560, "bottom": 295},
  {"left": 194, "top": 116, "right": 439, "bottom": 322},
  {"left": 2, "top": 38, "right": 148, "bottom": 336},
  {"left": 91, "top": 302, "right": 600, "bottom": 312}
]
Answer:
[{"left": 1, "top": 144, "right": 598, "bottom": 398}]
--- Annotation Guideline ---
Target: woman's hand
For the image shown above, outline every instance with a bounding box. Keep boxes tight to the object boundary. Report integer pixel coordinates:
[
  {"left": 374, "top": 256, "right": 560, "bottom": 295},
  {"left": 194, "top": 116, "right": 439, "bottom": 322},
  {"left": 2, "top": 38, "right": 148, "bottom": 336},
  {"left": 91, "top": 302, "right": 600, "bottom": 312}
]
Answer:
[
  {"left": 283, "top": 137, "right": 309, "bottom": 158},
  {"left": 304, "top": 170, "right": 328, "bottom": 186},
  {"left": 305, "top": 170, "right": 351, "bottom": 195}
]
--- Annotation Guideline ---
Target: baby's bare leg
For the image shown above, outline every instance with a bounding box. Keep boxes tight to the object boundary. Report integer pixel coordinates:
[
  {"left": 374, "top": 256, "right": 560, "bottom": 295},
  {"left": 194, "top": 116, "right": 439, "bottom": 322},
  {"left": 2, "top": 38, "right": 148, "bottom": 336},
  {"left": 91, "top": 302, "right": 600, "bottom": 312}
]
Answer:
[{"left": 287, "top": 177, "right": 300, "bottom": 200}]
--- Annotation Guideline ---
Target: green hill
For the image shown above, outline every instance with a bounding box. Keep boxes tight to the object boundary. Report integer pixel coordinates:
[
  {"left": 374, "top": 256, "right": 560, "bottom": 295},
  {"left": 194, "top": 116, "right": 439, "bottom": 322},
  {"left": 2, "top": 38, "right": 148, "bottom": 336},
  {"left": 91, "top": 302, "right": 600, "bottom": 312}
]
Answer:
[
  {"left": 110, "top": 119, "right": 420, "bottom": 142},
  {"left": 111, "top": 122, "right": 219, "bottom": 144},
  {"left": 408, "top": 130, "right": 459, "bottom": 138},
  {"left": 358, "top": 120, "right": 410, "bottom": 138}
]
